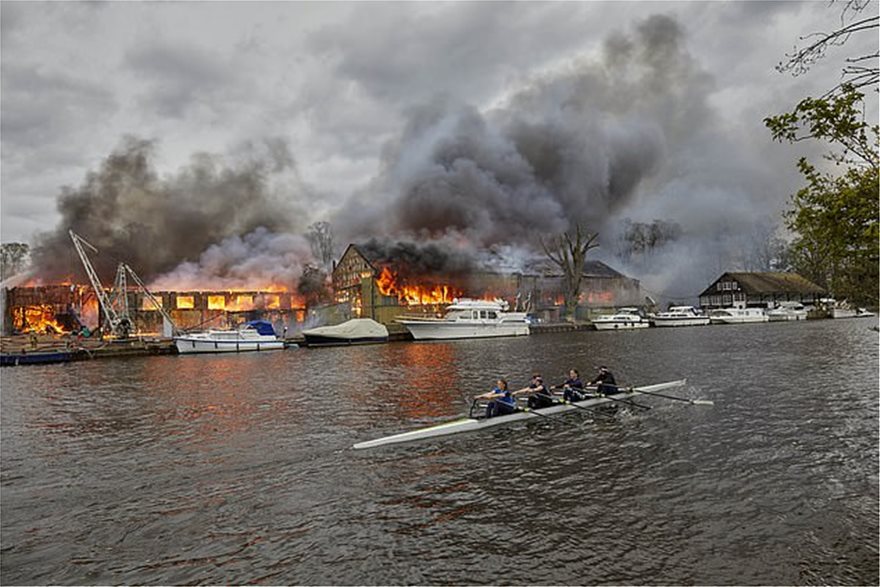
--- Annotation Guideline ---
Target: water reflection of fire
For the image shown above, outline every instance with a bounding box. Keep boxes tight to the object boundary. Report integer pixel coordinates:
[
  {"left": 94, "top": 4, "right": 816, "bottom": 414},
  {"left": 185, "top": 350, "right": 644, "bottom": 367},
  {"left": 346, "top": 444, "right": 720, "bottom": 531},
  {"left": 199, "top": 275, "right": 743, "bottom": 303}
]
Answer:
[{"left": 376, "top": 267, "right": 463, "bottom": 306}]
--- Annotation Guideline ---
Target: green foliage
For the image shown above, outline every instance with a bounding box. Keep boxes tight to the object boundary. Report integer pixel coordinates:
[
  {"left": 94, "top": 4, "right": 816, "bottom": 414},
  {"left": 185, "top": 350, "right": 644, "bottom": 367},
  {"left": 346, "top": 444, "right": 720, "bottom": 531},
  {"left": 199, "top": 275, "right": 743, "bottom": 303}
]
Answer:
[{"left": 765, "top": 86, "right": 879, "bottom": 306}]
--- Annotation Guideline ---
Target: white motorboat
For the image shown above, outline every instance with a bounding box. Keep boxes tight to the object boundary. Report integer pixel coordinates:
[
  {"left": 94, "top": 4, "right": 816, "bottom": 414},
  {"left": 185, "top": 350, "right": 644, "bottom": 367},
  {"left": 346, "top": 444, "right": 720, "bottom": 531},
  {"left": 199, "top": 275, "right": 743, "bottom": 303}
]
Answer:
[
  {"left": 353, "top": 379, "right": 689, "bottom": 449},
  {"left": 396, "top": 299, "right": 529, "bottom": 340},
  {"left": 592, "top": 308, "right": 649, "bottom": 330},
  {"left": 302, "top": 318, "right": 389, "bottom": 347},
  {"left": 650, "top": 306, "right": 710, "bottom": 327},
  {"left": 708, "top": 307, "right": 768, "bottom": 324},
  {"left": 766, "top": 301, "right": 808, "bottom": 321},
  {"left": 174, "top": 320, "right": 286, "bottom": 354},
  {"left": 830, "top": 306, "right": 875, "bottom": 319}
]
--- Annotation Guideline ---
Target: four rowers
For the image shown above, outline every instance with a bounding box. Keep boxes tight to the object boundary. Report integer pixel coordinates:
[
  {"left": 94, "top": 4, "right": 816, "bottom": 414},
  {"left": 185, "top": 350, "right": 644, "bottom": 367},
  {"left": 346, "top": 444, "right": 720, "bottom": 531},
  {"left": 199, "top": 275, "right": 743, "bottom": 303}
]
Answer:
[{"left": 475, "top": 366, "right": 620, "bottom": 418}]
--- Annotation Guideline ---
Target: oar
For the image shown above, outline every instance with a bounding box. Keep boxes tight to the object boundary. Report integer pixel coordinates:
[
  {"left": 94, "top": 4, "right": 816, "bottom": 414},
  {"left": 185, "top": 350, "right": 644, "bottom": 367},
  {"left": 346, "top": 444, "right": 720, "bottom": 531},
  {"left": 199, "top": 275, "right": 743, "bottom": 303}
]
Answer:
[
  {"left": 469, "top": 396, "right": 565, "bottom": 422},
  {"left": 562, "top": 398, "right": 617, "bottom": 419},
  {"left": 583, "top": 385, "right": 652, "bottom": 410},
  {"left": 635, "top": 387, "right": 714, "bottom": 406}
]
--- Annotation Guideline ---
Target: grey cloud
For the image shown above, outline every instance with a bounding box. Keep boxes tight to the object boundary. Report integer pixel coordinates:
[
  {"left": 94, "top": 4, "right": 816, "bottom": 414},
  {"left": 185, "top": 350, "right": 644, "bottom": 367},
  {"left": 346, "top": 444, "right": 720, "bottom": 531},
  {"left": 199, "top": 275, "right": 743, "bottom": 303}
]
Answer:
[
  {"left": 123, "top": 41, "right": 243, "bottom": 119},
  {"left": 0, "top": 64, "right": 117, "bottom": 149}
]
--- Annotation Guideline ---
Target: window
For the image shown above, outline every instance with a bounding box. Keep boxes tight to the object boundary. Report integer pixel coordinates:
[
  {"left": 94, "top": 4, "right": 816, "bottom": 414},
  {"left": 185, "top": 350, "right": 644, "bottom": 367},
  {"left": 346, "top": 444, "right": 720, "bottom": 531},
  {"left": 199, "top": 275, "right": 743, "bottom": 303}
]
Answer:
[
  {"left": 479, "top": 311, "right": 487, "bottom": 319},
  {"left": 488, "top": 311, "right": 497, "bottom": 319},
  {"left": 207, "top": 295, "right": 226, "bottom": 310},
  {"left": 176, "top": 295, "right": 195, "bottom": 309}
]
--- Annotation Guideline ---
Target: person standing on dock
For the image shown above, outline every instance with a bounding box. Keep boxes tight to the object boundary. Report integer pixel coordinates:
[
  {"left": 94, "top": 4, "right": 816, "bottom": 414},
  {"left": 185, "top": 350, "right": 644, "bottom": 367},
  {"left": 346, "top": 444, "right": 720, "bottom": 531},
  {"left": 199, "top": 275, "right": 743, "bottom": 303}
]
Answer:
[
  {"left": 475, "top": 379, "right": 517, "bottom": 418},
  {"left": 513, "top": 373, "right": 554, "bottom": 409},
  {"left": 589, "top": 366, "right": 618, "bottom": 395}
]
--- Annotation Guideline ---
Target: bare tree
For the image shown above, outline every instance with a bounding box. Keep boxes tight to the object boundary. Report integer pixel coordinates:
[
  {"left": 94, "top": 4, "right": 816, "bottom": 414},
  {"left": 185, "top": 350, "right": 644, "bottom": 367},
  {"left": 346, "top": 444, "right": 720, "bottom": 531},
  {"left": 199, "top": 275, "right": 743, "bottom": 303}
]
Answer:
[
  {"left": 1, "top": 243, "right": 30, "bottom": 281},
  {"left": 306, "top": 221, "right": 334, "bottom": 270},
  {"left": 540, "top": 225, "right": 599, "bottom": 320},
  {"left": 777, "top": 0, "right": 878, "bottom": 94}
]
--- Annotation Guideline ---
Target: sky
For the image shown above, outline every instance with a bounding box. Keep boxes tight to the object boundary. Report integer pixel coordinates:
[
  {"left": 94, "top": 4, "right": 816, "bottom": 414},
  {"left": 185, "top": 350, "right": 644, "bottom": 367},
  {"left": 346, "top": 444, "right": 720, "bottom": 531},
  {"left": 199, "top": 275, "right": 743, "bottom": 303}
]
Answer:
[{"left": 1, "top": 1, "right": 876, "bottom": 296}]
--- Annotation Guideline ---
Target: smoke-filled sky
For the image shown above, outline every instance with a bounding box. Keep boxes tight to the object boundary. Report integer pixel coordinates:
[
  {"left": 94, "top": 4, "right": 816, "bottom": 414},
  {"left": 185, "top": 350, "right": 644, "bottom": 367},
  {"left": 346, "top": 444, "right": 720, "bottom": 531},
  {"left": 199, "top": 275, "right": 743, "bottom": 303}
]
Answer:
[{"left": 1, "top": 2, "right": 876, "bottom": 295}]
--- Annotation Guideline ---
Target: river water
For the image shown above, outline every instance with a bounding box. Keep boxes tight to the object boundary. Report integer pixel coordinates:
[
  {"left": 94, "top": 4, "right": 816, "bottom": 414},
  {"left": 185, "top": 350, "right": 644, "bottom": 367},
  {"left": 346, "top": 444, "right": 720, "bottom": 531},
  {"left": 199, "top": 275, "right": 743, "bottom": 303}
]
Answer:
[{"left": 1, "top": 319, "right": 877, "bottom": 585}]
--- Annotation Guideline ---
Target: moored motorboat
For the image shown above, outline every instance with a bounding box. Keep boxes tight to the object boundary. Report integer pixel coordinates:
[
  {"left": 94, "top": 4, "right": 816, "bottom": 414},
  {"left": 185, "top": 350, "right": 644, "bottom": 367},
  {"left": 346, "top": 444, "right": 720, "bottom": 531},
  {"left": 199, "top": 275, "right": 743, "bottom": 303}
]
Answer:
[
  {"left": 766, "top": 301, "right": 808, "bottom": 321},
  {"left": 831, "top": 306, "right": 875, "bottom": 319},
  {"left": 592, "top": 308, "right": 649, "bottom": 330},
  {"left": 649, "top": 306, "right": 710, "bottom": 327},
  {"left": 708, "top": 307, "right": 768, "bottom": 324},
  {"left": 174, "top": 320, "right": 285, "bottom": 354},
  {"left": 353, "top": 379, "right": 689, "bottom": 449},
  {"left": 302, "top": 318, "right": 389, "bottom": 347},
  {"left": 396, "top": 299, "right": 529, "bottom": 340}
]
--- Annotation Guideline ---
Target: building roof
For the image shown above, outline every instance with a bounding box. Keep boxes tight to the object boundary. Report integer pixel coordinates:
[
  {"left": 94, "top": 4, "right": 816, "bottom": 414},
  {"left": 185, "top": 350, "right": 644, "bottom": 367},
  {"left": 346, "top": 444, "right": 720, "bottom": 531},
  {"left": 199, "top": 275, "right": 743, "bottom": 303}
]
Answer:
[{"left": 699, "top": 272, "right": 826, "bottom": 297}]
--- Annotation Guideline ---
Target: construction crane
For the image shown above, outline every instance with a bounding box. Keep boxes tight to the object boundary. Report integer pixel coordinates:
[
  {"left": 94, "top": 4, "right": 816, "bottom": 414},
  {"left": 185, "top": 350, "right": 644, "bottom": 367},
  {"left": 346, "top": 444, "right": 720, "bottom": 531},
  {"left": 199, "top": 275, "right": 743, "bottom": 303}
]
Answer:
[
  {"left": 119, "top": 263, "right": 178, "bottom": 336},
  {"left": 68, "top": 230, "right": 178, "bottom": 337},
  {"left": 69, "top": 230, "right": 131, "bottom": 336}
]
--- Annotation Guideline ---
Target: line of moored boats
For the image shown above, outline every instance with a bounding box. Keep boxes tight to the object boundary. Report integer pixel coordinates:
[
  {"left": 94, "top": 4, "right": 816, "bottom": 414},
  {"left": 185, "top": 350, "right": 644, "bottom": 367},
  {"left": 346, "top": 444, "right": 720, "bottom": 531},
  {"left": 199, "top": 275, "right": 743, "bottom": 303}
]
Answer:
[
  {"left": 592, "top": 302, "right": 874, "bottom": 330},
  {"left": 169, "top": 298, "right": 876, "bottom": 355}
]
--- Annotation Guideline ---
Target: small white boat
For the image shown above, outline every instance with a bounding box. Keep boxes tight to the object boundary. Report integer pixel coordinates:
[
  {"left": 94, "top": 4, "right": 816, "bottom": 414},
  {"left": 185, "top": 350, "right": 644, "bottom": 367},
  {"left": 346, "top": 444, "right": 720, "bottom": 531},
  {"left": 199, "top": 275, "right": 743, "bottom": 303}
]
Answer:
[
  {"left": 174, "top": 320, "right": 285, "bottom": 354},
  {"left": 708, "top": 307, "right": 768, "bottom": 324},
  {"left": 353, "top": 379, "right": 688, "bottom": 449},
  {"left": 396, "top": 299, "right": 529, "bottom": 340},
  {"left": 592, "top": 308, "right": 649, "bottom": 330},
  {"left": 650, "top": 306, "right": 710, "bottom": 327},
  {"left": 302, "top": 318, "right": 389, "bottom": 347},
  {"left": 767, "top": 301, "right": 809, "bottom": 321},
  {"left": 831, "top": 306, "right": 875, "bottom": 319}
]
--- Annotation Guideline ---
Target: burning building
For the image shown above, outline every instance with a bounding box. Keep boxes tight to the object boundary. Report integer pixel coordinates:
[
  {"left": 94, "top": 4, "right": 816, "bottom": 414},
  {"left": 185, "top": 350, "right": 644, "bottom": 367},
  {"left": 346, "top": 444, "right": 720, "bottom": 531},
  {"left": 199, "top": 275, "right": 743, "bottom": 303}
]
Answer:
[
  {"left": 329, "top": 243, "right": 642, "bottom": 325},
  {"left": 1, "top": 282, "right": 306, "bottom": 338}
]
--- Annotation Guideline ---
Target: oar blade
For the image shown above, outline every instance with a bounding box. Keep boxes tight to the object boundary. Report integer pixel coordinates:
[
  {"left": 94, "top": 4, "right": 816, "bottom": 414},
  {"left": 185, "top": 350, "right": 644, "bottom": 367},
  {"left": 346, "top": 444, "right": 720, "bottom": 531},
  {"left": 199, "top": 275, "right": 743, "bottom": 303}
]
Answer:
[{"left": 691, "top": 399, "right": 715, "bottom": 406}]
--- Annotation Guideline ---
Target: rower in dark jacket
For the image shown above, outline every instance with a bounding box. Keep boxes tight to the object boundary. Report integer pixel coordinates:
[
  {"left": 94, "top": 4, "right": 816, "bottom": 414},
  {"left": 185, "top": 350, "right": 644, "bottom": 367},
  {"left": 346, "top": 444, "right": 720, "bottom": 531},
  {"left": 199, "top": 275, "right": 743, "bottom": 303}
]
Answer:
[
  {"left": 589, "top": 366, "right": 618, "bottom": 395},
  {"left": 513, "top": 373, "right": 554, "bottom": 409},
  {"left": 553, "top": 368, "right": 586, "bottom": 402}
]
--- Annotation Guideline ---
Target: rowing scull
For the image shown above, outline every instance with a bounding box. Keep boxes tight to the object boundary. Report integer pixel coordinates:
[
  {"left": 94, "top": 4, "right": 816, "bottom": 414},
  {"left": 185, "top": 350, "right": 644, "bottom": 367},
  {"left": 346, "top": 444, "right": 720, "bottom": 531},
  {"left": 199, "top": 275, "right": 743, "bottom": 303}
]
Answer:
[{"left": 352, "top": 379, "right": 687, "bottom": 450}]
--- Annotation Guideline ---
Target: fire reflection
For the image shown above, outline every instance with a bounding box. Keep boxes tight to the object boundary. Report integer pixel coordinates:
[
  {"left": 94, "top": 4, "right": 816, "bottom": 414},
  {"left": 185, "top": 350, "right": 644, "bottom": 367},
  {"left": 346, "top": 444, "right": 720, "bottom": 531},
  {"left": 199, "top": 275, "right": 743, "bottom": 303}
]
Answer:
[{"left": 363, "top": 343, "right": 463, "bottom": 421}]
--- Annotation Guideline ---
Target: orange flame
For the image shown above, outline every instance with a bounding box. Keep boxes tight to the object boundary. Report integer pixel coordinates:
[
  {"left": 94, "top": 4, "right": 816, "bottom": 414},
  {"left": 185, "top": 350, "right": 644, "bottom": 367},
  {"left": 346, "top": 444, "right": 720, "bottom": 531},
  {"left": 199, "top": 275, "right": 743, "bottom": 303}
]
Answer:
[
  {"left": 376, "top": 267, "right": 462, "bottom": 306},
  {"left": 12, "top": 305, "right": 68, "bottom": 334}
]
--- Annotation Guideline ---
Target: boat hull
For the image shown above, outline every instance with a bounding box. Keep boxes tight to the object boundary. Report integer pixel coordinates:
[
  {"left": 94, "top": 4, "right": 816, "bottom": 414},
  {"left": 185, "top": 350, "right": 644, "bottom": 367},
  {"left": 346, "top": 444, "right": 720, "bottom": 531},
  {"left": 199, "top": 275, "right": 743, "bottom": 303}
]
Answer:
[
  {"left": 174, "top": 337, "right": 284, "bottom": 354},
  {"left": 302, "top": 334, "right": 389, "bottom": 347},
  {"left": 593, "top": 321, "right": 649, "bottom": 330},
  {"left": 1, "top": 351, "right": 76, "bottom": 366},
  {"left": 709, "top": 315, "right": 769, "bottom": 324},
  {"left": 353, "top": 379, "right": 687, "bottom": 449},
  {"left": 397, "top": 321, "right": 529, "bottom": 340},
  {"left": 650, "top": 317, "right": 710, "bottom": 327},
  {"left": 767, "top": 311, "right": 807, "bottom": 321},
  {"left": 831, "top": 308, "right": 874, "bottom": 319}
]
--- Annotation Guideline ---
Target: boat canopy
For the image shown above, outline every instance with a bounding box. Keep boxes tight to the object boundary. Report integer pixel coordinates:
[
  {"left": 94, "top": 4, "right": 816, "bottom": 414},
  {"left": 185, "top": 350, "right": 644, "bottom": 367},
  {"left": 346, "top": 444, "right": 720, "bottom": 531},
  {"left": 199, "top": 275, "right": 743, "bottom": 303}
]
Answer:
[
  {"left": 302, "top": 318, "right": 389, "bottom": 339},
  {"left": 244, "top": 320, "right": 277, "bottom": 336}
]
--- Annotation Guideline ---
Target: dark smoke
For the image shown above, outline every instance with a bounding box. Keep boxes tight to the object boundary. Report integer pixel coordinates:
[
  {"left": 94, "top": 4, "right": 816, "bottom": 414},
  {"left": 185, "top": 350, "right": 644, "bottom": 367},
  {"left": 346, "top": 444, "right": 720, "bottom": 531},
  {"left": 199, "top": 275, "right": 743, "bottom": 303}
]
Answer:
[
  {"left": 357, "top": 237, "right": 477, "bottom": 277},
  {"left": 31, "top": 135, "right": 311, "bottom": 285},
  {"left": 333, "top": 14, "right": 711, "bottom": 250}
]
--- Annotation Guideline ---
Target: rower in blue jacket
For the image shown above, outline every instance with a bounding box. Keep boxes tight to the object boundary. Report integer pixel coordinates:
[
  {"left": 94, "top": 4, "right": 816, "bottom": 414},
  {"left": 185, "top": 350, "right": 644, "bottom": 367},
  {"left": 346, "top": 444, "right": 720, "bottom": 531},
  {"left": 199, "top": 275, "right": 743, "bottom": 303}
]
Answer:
[{"left": 475, "top": 379, "right": 517, "bottom": 418}]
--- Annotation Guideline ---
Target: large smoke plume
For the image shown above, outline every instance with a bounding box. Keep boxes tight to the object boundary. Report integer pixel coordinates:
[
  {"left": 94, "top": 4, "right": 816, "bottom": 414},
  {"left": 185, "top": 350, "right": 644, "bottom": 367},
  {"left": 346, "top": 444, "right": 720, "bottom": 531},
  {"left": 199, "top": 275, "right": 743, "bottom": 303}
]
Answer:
[
  {"left": 31, "top": 136, "right": 316, "bottom": 288},
  {"left": 336, "top": 14, "right": 785, "bottom": 297},
  {"left": 29, "top": 14, "right": 789, "bottom": 302}
]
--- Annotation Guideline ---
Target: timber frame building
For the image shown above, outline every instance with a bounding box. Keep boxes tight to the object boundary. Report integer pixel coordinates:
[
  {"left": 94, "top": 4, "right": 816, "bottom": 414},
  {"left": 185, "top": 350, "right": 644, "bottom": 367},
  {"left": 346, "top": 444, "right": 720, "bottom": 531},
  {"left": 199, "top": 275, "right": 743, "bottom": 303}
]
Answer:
[
  {"left": 329, "top": 243, "right": 643, "bottom": 324},
  {"left": 698, "top": 272, "right": 826, "bottom": 310}
]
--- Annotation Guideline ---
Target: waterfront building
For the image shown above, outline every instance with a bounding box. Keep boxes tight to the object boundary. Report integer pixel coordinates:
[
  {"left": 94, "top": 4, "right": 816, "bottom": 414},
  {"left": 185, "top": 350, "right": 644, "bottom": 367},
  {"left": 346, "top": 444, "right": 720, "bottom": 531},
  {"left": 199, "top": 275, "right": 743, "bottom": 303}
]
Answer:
[{"left": 698, "top": 272, "right": 826, "bottom": 311}]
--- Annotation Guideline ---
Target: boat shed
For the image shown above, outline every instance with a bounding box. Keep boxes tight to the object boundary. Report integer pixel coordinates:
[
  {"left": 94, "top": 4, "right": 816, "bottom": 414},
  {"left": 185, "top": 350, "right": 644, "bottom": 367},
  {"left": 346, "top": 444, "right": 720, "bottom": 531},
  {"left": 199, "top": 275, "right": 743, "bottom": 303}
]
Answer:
[{"left": 698, "top": 272, "right": 826, "bottom": 310}]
